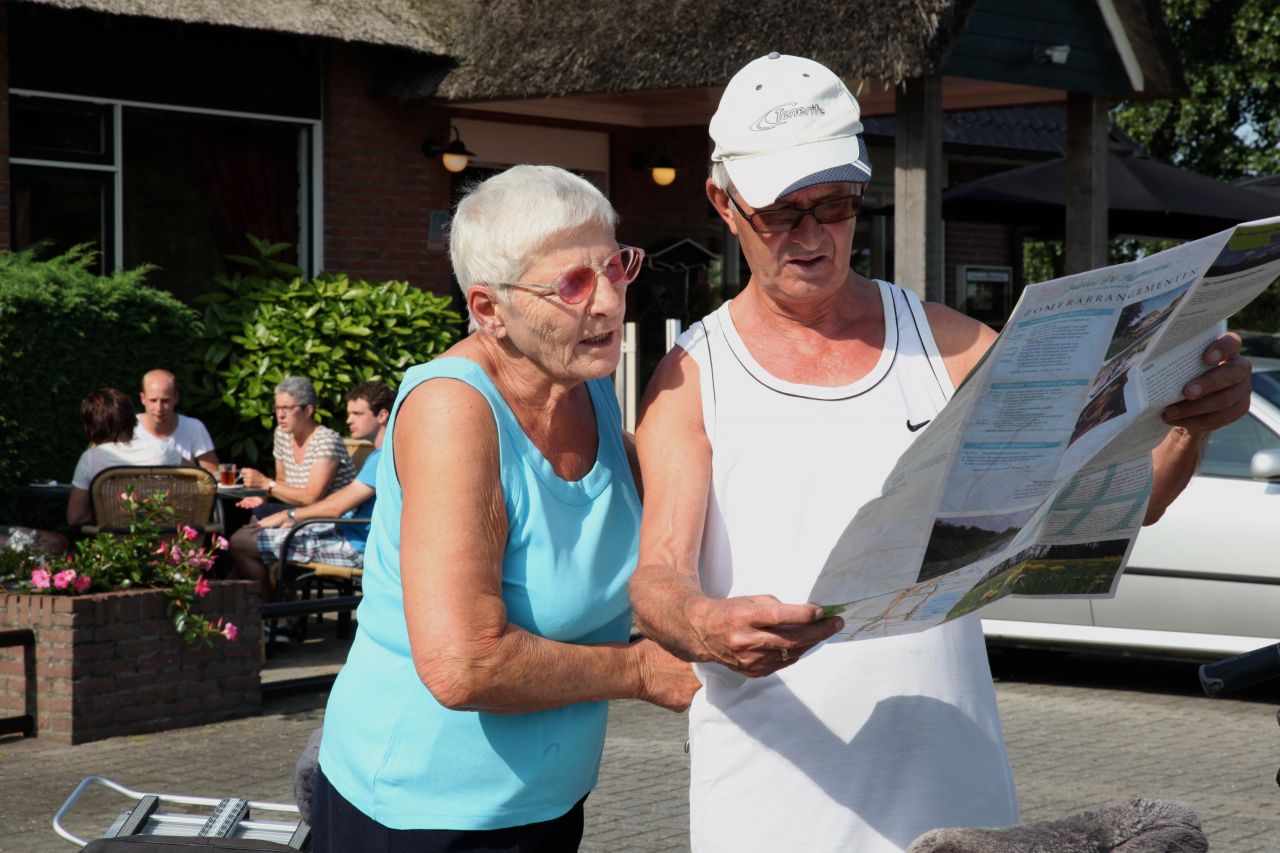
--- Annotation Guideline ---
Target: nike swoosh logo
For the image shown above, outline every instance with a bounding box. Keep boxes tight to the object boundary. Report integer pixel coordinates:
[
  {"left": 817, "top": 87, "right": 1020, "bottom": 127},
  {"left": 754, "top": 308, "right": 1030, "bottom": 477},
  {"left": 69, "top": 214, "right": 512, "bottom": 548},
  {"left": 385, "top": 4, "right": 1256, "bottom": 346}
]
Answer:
[{"left": 906, "top": 419, "right": 931, "bottom": 432}]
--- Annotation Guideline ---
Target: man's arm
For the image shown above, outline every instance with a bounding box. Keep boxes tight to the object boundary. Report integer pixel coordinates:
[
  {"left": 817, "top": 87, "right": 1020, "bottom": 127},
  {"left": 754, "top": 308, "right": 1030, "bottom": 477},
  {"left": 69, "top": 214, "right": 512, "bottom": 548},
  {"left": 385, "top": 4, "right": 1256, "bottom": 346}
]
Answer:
[
  {"left": 629, "top": 347, "right": 842, "bottom": 679},
  {"left": 193, "top": 450, "right": 219, "bottom": 475},
  {"left": 257, "top": 480, "right": 375, "bottom": 529}
]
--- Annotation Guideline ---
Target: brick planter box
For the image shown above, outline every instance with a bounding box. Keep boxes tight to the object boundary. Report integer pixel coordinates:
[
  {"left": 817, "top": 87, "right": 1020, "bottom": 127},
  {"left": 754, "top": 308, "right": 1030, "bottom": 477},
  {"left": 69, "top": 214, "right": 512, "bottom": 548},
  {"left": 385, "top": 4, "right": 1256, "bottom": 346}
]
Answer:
[{"left": 0, "top": 581, "right": 261, "bottom": 744}]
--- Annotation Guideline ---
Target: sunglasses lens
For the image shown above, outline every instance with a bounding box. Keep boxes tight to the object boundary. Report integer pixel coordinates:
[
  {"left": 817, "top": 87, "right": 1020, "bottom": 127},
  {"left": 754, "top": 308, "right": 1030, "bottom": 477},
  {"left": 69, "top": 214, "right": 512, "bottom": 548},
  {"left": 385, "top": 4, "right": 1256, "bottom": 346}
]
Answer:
[
  {"left": 556, "top": 267, "right": 597, "bottom": 304},
  {"left": 814, "top": 196, "right": 860, "bottom": 223},
  {"left": 606, "top": 248, "right": 642, "bottom": 284}
]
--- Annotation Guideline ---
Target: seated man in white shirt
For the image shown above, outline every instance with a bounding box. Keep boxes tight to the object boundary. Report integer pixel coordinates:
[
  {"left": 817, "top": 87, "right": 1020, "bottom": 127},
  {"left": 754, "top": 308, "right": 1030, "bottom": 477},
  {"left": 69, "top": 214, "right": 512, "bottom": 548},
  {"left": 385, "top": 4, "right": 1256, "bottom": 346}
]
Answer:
[
  {"left": 67, "top": 387, "right": 183, "bottom": 526},
  {"left": 134, "top": 369, "right": 219, "bottom": 474}
]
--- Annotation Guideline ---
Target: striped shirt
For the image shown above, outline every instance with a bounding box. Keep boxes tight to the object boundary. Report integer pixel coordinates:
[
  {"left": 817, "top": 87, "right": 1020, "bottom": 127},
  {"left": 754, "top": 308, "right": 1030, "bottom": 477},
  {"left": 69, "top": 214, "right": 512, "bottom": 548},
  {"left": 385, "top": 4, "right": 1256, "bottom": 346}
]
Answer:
[{"left": 272, "top": 425, "right": 356, "bottom": 496}]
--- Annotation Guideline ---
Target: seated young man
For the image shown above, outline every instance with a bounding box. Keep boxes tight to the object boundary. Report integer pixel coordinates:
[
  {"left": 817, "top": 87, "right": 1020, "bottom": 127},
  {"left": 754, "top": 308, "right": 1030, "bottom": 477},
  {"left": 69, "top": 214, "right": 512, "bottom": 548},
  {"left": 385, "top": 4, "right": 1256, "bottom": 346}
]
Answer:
[{"left": 229, "top": 381, "right": 391, "bottom": 599}]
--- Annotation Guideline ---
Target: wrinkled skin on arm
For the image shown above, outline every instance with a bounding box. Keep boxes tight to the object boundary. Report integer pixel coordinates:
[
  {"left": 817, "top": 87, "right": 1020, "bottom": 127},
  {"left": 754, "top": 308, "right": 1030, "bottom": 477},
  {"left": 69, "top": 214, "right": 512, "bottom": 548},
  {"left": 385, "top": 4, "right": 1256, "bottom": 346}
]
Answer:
[
  {"left": 398, "top": 377, "right": 699, "bottom": 714},
  {"left": 629, "top": 347, "right": 843, "bottom": 679}
]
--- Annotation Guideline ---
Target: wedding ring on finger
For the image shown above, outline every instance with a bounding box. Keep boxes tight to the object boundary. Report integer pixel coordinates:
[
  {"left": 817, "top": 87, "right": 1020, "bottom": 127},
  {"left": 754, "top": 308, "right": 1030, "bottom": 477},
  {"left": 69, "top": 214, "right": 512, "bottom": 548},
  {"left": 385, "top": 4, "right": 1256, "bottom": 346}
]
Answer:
[{"left": 780, "top": 648, "right": 790, "bottom": 662}]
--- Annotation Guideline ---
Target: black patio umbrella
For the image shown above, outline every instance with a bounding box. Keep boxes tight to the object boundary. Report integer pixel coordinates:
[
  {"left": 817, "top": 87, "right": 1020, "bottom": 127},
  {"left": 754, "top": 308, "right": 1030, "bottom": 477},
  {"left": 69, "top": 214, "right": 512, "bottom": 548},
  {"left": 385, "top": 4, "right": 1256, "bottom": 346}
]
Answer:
[{"left": 927, "top": 146, "right": 1280, "bottom": 240}]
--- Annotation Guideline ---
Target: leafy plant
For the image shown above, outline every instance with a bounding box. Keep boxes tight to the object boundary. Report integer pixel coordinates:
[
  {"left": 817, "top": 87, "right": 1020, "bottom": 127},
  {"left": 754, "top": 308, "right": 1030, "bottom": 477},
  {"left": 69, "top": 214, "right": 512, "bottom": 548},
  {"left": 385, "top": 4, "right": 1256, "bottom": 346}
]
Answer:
[
  {"left": 187, "top": 237, "right": 463, "bottom": 463},
  {"left": 0, "top": 244, "right": 199, "bottom": 492},
  {"left": 20, "top": 489, "right": 237, "bottom": 646}
]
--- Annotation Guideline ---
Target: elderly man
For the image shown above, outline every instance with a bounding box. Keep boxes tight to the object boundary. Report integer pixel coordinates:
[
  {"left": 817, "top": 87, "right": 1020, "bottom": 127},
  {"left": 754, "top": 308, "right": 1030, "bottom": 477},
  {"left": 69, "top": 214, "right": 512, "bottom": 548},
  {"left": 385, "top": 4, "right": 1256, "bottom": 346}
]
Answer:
[
  {"left": 628, "top": 53, "right": 1252, "bottom": 852},
  {"left": 135, "top": 369, "right": 218, "bottom": 473},
  {"left": 229, "top": 381, "right": 391, "bottom": 604}
]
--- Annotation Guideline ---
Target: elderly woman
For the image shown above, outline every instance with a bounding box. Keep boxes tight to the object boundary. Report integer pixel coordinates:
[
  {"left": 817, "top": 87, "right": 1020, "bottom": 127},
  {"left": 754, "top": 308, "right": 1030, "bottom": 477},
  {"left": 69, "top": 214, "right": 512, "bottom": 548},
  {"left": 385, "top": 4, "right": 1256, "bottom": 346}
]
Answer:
[
  {"left": 230, "top": 376, "right": 356, "bottom": 596},
  {"left": 66, "top": 387, "right": 182, "bottom": 526},
  {"left": 311, "top": 165, "right": 700, "bottom": 852}
]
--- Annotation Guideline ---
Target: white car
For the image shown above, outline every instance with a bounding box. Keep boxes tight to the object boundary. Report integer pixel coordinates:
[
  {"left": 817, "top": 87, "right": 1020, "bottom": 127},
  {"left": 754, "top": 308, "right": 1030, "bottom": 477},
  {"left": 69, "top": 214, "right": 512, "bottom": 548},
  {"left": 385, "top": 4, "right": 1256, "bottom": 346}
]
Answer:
[{"left": 982, "top": 365, "right": 1280, "bottom": 660}]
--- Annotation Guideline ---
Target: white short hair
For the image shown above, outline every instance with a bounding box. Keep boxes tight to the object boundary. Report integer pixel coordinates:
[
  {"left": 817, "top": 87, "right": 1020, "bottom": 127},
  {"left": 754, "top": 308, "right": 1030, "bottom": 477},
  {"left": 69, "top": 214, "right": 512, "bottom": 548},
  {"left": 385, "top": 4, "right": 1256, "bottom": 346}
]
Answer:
[
  {"left": 450, "top": 165, "right": 619, "bottom": 331},
  {"left": 710, "top": 161, "right": 732, "bottom": 193}
]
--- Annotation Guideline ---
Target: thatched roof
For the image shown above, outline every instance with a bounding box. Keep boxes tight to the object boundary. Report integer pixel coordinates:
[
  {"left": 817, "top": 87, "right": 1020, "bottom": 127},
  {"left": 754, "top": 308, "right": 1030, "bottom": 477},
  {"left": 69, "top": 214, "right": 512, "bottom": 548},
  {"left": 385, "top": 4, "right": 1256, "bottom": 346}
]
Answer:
[
  {"left": 18, "top": 0, "right": 453, "bottom": 55},
  {"left": 23, "top": 0, "right": 1185, "bottom": 101},
  {"left": 412, "top": 0, "right": 978, "bottom": 101}
]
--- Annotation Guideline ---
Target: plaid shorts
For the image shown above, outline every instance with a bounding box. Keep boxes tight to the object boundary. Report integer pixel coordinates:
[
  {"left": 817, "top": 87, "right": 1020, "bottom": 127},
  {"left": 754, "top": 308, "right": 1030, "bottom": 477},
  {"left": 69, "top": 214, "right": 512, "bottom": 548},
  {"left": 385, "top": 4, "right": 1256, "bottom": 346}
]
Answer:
[{"left": 256, "top": 523, "right": 362, "bottom": 568}]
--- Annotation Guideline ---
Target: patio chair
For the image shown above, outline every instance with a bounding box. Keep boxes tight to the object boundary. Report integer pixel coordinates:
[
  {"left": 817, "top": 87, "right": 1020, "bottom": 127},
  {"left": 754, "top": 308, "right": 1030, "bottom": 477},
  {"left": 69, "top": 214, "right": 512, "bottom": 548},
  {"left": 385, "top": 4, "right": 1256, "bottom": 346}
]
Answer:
[
  {"left": 342, "top": 437, "right": 375, "bottom": 471},
  {"left": 266, "top": 517, "right": 367, "bottom": 653},
  {"left": 83, "top": 466, "right": 223, "bottom": 536}
]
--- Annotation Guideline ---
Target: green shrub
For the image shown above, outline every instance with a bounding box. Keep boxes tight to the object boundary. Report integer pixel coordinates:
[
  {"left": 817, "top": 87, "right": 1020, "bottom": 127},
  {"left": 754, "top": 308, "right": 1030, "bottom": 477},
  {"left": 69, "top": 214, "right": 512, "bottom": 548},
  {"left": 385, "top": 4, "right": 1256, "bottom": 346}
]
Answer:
[
  {"left": 187, "top": 238, "right": 464, "bottom": 463},
  {"left": 0, "top": 245, "right": 200, "bottom": 493}
]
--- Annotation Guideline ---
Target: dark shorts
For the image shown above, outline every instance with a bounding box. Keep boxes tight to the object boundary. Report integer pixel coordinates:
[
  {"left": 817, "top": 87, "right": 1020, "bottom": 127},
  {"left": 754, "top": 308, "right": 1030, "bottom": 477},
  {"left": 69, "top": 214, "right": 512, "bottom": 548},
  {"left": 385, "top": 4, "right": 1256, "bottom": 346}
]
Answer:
[{"left": 310, "top": 765, "right": 587, "bottom": 853}]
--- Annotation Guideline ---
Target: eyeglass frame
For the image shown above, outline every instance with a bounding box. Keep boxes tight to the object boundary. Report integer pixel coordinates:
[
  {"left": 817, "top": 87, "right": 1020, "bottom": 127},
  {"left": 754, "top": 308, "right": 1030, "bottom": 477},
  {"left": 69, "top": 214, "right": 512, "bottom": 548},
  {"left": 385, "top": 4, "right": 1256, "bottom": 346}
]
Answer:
[
  {"left": 493, "top": 245, "right": 646, "bottom": 305},
  {"left": 725, "top": 190, "right": 864, "bottom": 235},
  {"left": 273, "top": 403, "right": 305, "bottom": 415}
]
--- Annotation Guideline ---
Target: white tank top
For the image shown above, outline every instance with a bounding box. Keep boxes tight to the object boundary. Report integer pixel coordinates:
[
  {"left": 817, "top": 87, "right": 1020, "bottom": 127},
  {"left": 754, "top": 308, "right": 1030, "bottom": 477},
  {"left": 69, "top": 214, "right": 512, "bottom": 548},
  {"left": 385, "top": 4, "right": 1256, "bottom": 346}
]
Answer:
[{"left": 678, "top": 281, "right": 1018, "bottom": 853}]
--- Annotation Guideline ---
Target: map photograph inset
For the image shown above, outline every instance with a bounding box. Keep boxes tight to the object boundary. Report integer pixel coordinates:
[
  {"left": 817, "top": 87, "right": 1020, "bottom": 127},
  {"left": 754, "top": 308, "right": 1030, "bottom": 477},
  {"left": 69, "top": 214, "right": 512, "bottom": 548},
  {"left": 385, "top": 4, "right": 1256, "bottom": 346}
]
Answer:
[
  {"left": 945, "top": 538, "right": 1130, "bottom": 620},
  {"left": 917, "top": 507, "right": 1037, "bottom": 583}
]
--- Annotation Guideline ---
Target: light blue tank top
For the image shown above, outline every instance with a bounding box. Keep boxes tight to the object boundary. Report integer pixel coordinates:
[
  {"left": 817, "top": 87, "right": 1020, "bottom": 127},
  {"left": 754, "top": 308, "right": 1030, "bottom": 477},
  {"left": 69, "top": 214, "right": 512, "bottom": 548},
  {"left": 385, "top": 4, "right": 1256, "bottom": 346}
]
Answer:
[{"left": 318, "top": 357, "right": 640, "bottom": 830}]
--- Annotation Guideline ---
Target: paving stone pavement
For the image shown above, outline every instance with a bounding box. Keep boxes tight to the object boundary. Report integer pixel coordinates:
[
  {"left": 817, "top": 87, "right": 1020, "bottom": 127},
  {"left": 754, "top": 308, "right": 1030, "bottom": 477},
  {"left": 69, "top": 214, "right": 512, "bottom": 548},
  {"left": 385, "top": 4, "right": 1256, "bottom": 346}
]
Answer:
[{"left": 3, "top": 643, "right": 1280, "bottom": 851}]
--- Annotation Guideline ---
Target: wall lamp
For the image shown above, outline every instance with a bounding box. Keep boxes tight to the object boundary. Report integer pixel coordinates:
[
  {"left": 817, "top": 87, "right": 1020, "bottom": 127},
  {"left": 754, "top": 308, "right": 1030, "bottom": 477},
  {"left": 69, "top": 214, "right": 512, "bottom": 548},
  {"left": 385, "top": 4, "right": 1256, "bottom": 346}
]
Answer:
[
  {"left": 1032, "top": 44, "right": 1070, "bottom": 65},
  {"left": 632, "top": 145, "right": 679, "bottom": 187},
  {"left": 423, "top": 124, "right": 476, "bottom": 173}
]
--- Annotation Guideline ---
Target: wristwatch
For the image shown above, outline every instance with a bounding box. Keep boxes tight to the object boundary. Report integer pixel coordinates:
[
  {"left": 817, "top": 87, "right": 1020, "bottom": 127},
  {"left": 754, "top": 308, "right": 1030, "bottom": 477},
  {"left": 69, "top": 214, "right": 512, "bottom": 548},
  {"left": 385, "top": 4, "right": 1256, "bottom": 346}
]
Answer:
[
  {"left": 287, "top": 508, "right": 297, "bottom": 521},
  {"left": 267, "top": 479, "right": 276, "bottom": 493}
]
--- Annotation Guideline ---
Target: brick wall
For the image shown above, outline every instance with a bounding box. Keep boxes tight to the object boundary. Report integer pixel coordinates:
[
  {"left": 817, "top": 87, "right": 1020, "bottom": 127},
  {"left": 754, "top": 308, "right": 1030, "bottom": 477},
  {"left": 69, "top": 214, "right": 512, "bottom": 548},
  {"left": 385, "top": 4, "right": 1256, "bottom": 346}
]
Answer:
[
  {"left": 323, "top": 45, "right": 721, "bottom": 302},
  {"left": 0, "top": 582, "right": 260, "bottom": 745},
  {"left": 609, "top": 126, "right": 718, "bottom": 255},
  {"left": 323, "top": 44, "right": 455, "bottom": 297}
]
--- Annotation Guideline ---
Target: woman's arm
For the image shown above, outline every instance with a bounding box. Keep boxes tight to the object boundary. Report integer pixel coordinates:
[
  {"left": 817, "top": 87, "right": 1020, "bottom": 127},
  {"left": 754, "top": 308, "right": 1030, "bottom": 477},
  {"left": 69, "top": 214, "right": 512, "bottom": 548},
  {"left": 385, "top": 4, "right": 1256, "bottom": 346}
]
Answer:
[
  {"left": 266, "top": 458, "right": 337, "bottom": 507},
  {"left": 398, "top": 378, "right": 698, "bottom": 714},
  {"left": 66, "top": 488, "right": 92, "bottom": 526}
]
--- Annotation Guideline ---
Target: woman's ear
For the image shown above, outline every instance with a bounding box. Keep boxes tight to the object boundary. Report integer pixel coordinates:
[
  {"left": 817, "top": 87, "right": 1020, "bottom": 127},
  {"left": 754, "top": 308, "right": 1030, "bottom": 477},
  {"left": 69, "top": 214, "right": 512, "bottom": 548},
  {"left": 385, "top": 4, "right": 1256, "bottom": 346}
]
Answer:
[{"left": 468, "top": 286, "right": 508, "bottom": 339}]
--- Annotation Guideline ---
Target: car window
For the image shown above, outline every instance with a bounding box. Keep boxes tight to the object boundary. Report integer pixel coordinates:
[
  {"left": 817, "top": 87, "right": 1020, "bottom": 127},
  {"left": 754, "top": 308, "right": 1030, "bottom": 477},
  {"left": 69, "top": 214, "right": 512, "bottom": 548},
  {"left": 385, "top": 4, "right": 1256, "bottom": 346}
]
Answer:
[
  {"left": 1252, "top": 370, "right": 1280, "bottom": 410},
  {"left": 1200, "top": 410, "right": 1280, "bottom": 478}
]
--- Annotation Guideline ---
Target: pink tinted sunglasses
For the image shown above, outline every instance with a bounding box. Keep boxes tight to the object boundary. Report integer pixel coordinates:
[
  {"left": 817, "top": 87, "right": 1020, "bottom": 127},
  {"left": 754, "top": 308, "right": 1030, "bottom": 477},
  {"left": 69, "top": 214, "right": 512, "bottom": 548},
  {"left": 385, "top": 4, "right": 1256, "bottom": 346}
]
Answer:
[{"left": 496, "top": 246, "right": 644, "bottom": 305}]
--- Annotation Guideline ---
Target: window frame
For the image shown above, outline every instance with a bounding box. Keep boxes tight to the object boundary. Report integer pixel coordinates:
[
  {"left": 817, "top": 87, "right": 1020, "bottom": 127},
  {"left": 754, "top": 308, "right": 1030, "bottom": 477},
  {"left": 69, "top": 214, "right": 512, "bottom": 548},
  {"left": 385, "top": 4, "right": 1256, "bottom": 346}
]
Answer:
[{"left": 9, "top": 88, "right": 322, "bottom": 278}]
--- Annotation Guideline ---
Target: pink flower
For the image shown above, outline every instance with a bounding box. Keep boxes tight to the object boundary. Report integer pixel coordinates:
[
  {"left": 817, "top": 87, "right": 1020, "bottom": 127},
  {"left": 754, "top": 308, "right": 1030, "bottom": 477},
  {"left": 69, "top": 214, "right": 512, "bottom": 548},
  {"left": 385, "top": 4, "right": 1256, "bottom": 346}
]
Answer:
[
  {"left": 213, "top": 535, "right": 229, "bottom": 551},
  {"left": 181, "top": 525, "right": 199, "bottom": 541},
  {"left": 30, "top": 568, "right": 51, "bottom": 589},
  {"left": 52, "top": 569, "right": 76, "bottom": 590},
  {"left": 155, "top": 541, "right": 168, "bottom": 556},
  {"left": 72, "top": 574, "right": 92, "bottom": 594},
  {"left": 222, "top": 622, "right": 239, "bottom": 642},
  {"left": 194, "top": 577, "right": 211, "bottom": 598}
]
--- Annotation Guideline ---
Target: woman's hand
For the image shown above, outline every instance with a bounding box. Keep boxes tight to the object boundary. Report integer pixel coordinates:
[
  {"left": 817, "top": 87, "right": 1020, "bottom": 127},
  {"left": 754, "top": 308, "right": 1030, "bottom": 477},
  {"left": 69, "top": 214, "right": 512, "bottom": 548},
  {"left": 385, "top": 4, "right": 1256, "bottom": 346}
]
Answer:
[
  {"left": 236, "top": 496, "right": 265, "bottom": 510},
  {"left": 240, "top": 467, "right": 268, "bottom": 488},
  {"left": 630, "top": 638, "right": 702, "bottom": 712}
]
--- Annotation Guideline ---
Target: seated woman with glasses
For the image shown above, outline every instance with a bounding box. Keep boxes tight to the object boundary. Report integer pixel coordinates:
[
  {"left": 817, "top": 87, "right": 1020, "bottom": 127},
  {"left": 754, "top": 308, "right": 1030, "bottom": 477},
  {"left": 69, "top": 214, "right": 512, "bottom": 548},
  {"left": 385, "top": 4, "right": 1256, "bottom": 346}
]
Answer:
[
  {"left": 309, "top": 165, "right": 700, "bottom": 852},
  {"left": 229, "top": 375, "right": 356, "bottom": 597},
  {"left": 66, "top": 387, "right": 183, "bottom": 526}
]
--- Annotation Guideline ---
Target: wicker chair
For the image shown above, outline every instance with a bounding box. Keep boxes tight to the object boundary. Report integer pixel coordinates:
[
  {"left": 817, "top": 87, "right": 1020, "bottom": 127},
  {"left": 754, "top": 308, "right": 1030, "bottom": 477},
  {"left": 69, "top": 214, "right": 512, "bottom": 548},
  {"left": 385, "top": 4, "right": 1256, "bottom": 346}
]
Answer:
[
  {"left": 83, "top": 466, "right": 223, "bottom": 536},
  {"left": 342, "top": 438, "right": 375, "bottom": 471}
]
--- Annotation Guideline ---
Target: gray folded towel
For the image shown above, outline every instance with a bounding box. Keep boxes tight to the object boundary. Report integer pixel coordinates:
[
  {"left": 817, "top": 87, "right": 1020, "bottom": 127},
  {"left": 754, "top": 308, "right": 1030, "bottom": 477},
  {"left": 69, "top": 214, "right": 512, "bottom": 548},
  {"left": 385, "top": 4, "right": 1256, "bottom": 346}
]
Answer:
[
  {"left": 908, "top": 797, "right": 1207, "bottom": 853},
  {"left": 292, "top": 726, "right": 323, "bottom": 826}
]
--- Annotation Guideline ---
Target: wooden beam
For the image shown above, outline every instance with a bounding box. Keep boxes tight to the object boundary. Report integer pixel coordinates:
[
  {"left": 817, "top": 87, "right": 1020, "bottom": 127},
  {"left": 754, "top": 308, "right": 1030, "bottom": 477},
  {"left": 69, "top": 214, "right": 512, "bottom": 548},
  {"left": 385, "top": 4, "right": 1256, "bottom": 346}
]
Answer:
[
  {"left": 1065, "top": 92, "right": 1109, "bottom": 274},
  {"left": 894, "top": 76, "right": 944, "bottom": 302}
]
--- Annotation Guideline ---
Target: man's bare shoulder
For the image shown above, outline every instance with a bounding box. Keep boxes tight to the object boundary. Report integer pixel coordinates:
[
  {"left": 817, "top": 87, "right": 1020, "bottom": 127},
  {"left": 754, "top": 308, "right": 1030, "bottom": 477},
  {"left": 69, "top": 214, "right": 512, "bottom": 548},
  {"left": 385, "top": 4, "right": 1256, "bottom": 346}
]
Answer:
[
  {"left": 637, "top": 343, "right": 706, "bottom": 432},
  {"left": 922, "top": 302, "right": 997, "bottom": 387}
]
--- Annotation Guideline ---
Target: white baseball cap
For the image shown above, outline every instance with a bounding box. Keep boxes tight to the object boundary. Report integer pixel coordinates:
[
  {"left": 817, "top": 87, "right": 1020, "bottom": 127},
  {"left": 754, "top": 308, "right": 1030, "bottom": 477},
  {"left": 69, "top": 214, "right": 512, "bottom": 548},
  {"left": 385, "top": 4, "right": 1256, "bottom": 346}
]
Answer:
[{"left": 710, "top": 53, "right": 871, "bottom": 208}]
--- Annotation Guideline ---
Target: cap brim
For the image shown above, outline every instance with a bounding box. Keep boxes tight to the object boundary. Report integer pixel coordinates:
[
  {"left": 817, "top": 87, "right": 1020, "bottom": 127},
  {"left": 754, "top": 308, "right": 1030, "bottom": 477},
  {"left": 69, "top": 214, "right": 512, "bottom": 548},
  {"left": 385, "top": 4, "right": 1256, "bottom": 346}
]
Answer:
[{"left": 724, "top": 135, "right": 871, "bottom": 208}]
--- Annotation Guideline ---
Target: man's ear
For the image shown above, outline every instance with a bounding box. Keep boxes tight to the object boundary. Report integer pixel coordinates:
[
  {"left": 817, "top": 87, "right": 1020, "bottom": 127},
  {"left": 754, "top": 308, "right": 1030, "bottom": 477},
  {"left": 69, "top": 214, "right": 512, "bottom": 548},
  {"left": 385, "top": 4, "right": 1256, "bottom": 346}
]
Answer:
[
  {"left": 706, "top": 179, "right": 739, "bottom": 236},
  {"left": 467, "top": 286, "right": 508, "bottom": 339},
  {"left": 376, "top": 407, "right": 390, "bottom": 427}
]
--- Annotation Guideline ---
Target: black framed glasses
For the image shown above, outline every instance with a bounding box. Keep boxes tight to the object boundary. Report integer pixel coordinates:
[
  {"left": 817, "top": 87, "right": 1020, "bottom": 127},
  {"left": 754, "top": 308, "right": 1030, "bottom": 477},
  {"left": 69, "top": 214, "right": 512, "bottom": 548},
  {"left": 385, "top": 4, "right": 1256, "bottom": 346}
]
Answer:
[
  {"left": 496, "top": 246, "right": 645, "bottom": 305},
  {"left": 727, "top": 192, "right": 863, "bottom": 234}
]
